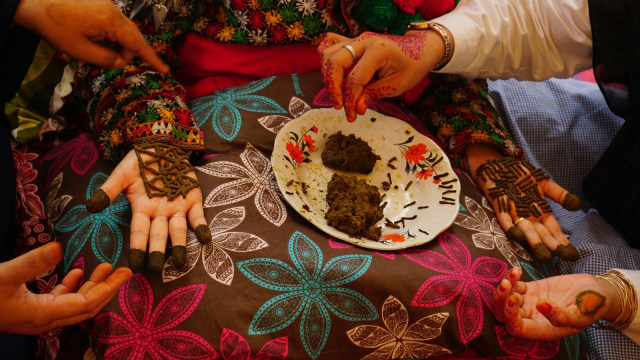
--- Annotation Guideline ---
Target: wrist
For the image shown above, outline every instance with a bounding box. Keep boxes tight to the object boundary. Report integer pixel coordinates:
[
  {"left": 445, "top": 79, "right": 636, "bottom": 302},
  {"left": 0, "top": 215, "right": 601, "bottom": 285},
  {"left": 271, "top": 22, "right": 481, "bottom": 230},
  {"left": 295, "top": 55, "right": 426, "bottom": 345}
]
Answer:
[
  {"left": 464, "top": 143, "right": 504, "bottom": 181},
  {"left": 595, "top": 270, "right": 638, "bottom": 330},
  {"left": 406, "top": 21, "right": 454, "bottom": 70}
]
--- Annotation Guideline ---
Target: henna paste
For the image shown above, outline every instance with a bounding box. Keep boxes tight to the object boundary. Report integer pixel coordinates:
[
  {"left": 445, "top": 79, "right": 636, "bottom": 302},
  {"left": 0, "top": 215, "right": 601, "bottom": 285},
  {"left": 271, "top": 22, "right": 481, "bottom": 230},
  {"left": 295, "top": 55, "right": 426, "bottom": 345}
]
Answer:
[
  {"left": 532, "top": 243, "right": 552, "bottom": 262},
  {"left": 563, "top": 193, "right": 582, "bottom": 211},
  {"left": 576, "top": 290, "right": 606, "bottom": 316},
  {"left": 134, "top": 143, "right": 200, "bottom": 201},
  {"left": 355, "top": 32, "right": 426, "bottom": 61},
  {"left": 506, "top": 226, "right": 525, "bottom": 243},
  {"left": 195, "top": 224, "right": 212, "bottom": 244},
  {"left": 148, "top": 251, "right": 166, "bottom": 275},
  {"left": 171, "top": 245, "right": 187, "bottom": 269},
  {"left": 129, "top": 249, "right": 146, "bottom": 273},
  {"left": 86, "top": 188, "right": 111, "bottom": 213},
  {"left": 554, "top": 244, "right": 580, "bottom": 261},
  {"left": 476, "top": 158, "right": 553, "bottom": 219}
]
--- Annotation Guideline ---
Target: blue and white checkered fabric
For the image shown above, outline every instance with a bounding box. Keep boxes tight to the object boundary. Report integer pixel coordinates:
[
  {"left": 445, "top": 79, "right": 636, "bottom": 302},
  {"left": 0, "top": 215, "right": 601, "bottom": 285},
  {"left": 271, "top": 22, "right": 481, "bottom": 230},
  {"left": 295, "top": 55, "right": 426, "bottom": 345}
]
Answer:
[{"left": 488, "top": 78, "right": 640, "bottom": 360}]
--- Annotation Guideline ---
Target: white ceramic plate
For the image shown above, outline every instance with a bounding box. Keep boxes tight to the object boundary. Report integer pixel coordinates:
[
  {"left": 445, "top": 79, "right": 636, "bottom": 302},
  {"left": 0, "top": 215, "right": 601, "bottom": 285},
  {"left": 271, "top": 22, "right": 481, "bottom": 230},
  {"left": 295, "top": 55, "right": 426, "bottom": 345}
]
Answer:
[{"left": 272, "top": 108, "right": 460, "bottom": 250}]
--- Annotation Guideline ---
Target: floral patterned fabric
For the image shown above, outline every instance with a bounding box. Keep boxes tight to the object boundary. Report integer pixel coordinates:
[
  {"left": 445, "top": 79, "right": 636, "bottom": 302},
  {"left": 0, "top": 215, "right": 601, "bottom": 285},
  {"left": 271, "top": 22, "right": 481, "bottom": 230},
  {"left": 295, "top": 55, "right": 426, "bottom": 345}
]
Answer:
[{"left": 30, "top": 72, "right": 586, "bottom": 359}]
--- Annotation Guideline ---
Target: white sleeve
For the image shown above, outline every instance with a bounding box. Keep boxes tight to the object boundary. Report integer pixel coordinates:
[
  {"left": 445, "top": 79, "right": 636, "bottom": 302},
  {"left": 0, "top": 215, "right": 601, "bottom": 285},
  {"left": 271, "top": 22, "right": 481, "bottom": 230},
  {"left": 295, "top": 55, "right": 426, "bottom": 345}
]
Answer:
[
  {"left": 432, "top": 0, "right": 593, "bottom": 80},
  {"left": 614, "top": 269, "right": 640, "bottom": 345}
]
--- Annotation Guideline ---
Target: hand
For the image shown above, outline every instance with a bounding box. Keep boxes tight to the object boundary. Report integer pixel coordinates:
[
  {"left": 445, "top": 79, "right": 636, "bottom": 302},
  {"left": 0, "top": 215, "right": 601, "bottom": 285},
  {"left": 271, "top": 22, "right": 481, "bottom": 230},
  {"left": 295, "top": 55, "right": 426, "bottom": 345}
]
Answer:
[
  {"left": 0, "top": 242, "right": 132, "bottom": 335},
  {"left": 493, "top": 267, "right": 621, "bottom": 340},
  {"left": 14, "top": 0, "right": 169, "bottom": 73},
  {"left": 318, "top": 31, "right": 444, "bottom": 121},
  {"left": 86, "top": 147, "right": 211, "bottom": 275},
  {"left": 466, "top": 144, "right": 581, "bottom": 261}
]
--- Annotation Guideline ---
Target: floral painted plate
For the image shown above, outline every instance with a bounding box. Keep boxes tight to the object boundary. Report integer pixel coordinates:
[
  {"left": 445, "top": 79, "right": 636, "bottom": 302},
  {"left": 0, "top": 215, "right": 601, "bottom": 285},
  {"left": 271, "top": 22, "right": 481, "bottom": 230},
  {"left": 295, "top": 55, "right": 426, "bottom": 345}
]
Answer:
[{"left": 272, "top": 108, "right": 460, "bottom": 250}]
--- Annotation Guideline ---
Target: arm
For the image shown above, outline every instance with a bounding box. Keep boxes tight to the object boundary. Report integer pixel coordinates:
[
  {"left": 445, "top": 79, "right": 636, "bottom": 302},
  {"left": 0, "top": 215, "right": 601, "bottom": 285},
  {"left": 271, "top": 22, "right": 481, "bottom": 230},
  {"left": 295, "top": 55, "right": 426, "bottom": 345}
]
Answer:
[
  {"left": 63, "top": 6, "right": 212, "bottom": 275},
  {"left": 435, "top": 0, "right": 592, "bottom": 80}
]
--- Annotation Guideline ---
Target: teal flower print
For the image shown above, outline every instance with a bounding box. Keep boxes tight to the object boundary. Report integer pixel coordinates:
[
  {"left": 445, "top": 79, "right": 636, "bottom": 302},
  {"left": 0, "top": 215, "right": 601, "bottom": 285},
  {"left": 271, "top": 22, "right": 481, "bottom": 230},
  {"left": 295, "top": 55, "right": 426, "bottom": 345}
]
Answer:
[
  {"left": 55, "top": 173, "right": 130, "bottom": 273},
  {"left": 190, "top": 76, "right": 286, "bottom": 142},
  {"left": 237, "top": 231, "right": 378, "bottom": 359}
]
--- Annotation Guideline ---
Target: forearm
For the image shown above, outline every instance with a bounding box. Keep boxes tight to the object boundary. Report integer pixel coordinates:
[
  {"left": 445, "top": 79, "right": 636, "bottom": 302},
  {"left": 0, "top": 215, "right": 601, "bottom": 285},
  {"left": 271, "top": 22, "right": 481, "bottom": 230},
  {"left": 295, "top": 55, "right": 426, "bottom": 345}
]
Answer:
[{"left": 433, "top": 0, "right": 592, "bottom": 80}]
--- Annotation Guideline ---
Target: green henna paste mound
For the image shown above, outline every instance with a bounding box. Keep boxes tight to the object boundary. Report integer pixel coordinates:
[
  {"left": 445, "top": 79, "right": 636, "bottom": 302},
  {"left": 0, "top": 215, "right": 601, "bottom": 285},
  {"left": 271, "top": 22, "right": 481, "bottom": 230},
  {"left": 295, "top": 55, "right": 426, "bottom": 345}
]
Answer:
[
  {"left": 195, "top": 225, "right": 212, "bottom": 244},
  {"left": 554, "top": 244, "right": 580, "bottom": 261},
  {"left": 532, "top": 243, "right": 552, "bottom": 262},
  {"left": 506, "top": 226, "right": 526, "bottom": 243},
  {"left": 148, "top": 251, "right": 165, "bottom": 275},
  {"left": 129, "top": 249, "right": 146, "bottom": 273},
  {"left": 562, "top": 193, "right": 582, "bottom": 211},
  {"left": 86, "top": 189, "right": 110, "bottom": 213},
  {"left": 171, "top": 245, "right": 187, "bottom": 268}
]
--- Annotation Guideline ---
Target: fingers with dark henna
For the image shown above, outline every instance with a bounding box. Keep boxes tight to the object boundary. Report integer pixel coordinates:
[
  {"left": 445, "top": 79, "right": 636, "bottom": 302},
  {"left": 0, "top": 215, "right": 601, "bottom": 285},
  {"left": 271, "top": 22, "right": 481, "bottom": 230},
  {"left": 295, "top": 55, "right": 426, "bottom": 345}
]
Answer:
[
  {"left": 86, "top": 189, "right": 111, "bottom": 213},
  {"left": 147, "top": 217, "right": 168, "bottom": 275},
  {"left": 187, "top": 201, "right": 211, "bottom": 244},
  {"left": 168, "top": 213, "right": 188, "bottom": 268},
  {"left": 129, "top": 212, "right": 150, "bottom": 272}
]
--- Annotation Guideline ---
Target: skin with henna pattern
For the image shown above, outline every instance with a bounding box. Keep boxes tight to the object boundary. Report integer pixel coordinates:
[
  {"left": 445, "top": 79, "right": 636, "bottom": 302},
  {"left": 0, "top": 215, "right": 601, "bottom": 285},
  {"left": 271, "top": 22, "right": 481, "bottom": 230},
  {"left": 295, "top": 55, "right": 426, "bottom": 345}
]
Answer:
[
  {"left": 576, "top": 290, "right": 606, "bottom": 316},
  {"left": 354, "top": 32, "right": 427, "bottom": 61}
]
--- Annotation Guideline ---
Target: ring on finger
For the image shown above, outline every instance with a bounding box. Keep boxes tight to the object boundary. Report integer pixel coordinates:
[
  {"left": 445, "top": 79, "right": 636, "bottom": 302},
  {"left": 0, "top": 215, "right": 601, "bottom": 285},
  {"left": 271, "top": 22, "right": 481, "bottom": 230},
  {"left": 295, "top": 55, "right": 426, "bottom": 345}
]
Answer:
[
  {"left": 513, "top": 217, "right": 525, "bottom": 226},
  {"left": 172, "top": 213, "right": 185, "bottom": 218},
  {"left": 342, "top": 44, "right": 358, "bottom": 62}
]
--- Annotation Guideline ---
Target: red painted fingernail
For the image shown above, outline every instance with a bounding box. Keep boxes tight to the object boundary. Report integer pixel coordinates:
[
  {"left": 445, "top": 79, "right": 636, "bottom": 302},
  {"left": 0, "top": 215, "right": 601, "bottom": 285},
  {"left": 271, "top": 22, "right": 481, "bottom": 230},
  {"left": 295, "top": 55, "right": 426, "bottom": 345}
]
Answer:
[
  {"left": 507, "top": 298, "right": 515, "bottom": 307},
  {"left": 499, "top": 284, "right": 506, "bottom": 292},
  {"left": 509, "top": 270, "right": 516, "bottom": 279},
  {"left": 537, "top": 302, "right": 552, "bottom": 315}
]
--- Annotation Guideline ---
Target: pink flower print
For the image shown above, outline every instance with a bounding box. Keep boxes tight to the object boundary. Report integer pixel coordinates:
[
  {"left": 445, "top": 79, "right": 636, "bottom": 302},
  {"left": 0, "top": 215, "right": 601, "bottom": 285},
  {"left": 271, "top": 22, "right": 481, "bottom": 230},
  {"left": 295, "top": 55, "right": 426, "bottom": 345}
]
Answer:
[
  {"left": 219, "top": 328, "right": 288, "bottom": 359},
  {"left": 94, "top": 274, "right": 218, "bottom": 359},
  {"left": 44, "top": 132, "right": 99, "bottom": 186},
  {"left": 402, "top": 231, "right": 507, "bottom": 344},
  {"left": 495, "top": 326, "right": 559, "bottom": 359}
]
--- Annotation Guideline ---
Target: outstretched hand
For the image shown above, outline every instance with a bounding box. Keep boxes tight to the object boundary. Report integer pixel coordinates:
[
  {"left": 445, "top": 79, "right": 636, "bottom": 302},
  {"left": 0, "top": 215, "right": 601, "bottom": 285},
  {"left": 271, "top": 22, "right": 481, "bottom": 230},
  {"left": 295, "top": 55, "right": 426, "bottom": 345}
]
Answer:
[
  {"left": 0, "top": 242, "right": 132, "bottom": 335},
  {"left": 86, "top": 147, "right": 211, "bottom": 274},
  {"left": 318, "top": 31, "right": 443, "bottom": 121},
  {"left": 14, "top": 0, "right": 169, "bottom": 73},
  {"left": 493, "top": 267, "right": 620, "bottom": 340},
  {"left": 466, "top": 144, "right": 581, "bottom": 261}
]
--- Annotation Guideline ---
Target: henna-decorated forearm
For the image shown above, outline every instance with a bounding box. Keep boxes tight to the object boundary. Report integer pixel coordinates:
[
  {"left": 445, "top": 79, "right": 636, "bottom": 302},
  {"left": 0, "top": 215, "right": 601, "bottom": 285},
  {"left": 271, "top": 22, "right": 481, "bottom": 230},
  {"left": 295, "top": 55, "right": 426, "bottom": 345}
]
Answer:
[{"left": 134, "top": 143, "right": 200, "bottom": 201}]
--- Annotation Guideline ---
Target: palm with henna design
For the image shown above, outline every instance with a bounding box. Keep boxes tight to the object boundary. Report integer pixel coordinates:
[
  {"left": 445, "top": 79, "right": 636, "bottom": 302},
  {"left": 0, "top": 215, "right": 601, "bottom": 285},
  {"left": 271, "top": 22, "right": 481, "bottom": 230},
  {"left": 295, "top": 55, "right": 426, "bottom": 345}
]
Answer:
[
  {"left": 86, "top": 148, "right": 211, "bottom": 275},
  {"left": 466, "top": 144, "right": 581, "bottom": 261},
  {"left": 493, "top": 267, "right": 621, "bottom": 341},
  {"left": 318, "top": 31, "right": 444, "bottom": 121}
]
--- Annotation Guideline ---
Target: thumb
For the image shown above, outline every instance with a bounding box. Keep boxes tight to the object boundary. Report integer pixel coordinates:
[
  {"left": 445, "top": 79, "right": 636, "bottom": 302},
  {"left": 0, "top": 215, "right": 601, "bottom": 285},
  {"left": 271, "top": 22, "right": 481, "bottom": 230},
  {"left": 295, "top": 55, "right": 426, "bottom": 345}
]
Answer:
[
  {"left": 0, "top": 242, "right": 64, "bottom": 287},
  {"left": 86, "top": 152, "right": 137, "bottom": 213}
]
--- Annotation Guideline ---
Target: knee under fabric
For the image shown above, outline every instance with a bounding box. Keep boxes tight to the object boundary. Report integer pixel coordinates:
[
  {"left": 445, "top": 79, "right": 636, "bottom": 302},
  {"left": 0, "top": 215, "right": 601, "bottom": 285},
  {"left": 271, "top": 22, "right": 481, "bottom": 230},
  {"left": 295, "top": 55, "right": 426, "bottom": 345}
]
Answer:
[{"left": 583, "top": 121, "right": 640, "bottom": 244}]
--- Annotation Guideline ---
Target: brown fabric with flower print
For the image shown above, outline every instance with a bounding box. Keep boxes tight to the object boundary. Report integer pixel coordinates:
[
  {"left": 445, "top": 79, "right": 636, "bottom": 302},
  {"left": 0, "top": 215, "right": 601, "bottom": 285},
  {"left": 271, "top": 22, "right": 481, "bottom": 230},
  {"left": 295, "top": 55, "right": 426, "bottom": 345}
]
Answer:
[{"left": 30, "top": 72, "right": 587, "bottom": 359}]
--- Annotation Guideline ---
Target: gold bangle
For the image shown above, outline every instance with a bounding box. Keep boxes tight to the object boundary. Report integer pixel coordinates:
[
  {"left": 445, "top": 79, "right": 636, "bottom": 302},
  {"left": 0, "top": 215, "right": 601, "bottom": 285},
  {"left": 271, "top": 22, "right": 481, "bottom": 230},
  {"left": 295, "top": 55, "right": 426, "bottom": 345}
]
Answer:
[
  {"left": 406, "top": 21, "right": 454, "bottom": 70},
  {"left": 593, "top": 270, "right": 638, "bottom": 331}
]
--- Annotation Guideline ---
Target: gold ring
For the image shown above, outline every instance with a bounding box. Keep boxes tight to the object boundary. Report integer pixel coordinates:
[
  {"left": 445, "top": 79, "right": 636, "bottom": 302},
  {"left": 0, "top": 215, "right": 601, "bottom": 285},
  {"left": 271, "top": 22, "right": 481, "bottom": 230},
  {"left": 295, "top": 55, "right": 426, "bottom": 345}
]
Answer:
[
  {"left": 342, "top": 44, "right": 358, "bottom": 62},
  {"left": 513, "top": 217, "right": 525, "bottom": 226}
]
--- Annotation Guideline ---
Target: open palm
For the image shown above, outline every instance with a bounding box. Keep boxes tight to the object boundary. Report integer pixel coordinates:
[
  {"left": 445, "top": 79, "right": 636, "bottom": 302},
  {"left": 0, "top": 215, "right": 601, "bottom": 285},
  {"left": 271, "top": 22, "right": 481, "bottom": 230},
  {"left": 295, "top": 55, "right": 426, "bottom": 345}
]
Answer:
[
  {"left": 86, "top": 148, "right": 210, "bottom": 274},
  {"left": 493, "top": 267, "right": 618, "bottom": 340}
]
